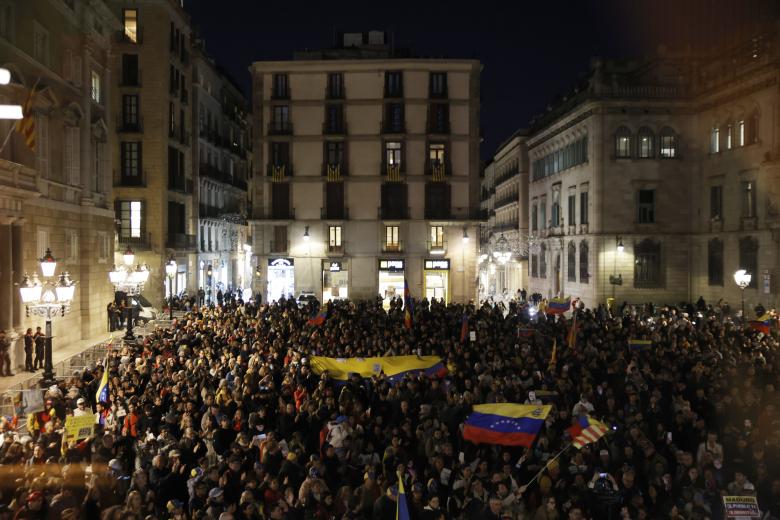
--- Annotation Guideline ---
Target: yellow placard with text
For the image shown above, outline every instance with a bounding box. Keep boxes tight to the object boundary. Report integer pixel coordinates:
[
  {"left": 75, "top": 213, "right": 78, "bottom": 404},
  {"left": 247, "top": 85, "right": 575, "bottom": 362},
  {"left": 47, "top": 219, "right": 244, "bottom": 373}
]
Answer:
[{"left": 64, "top": 414, "right": 96, "bottom": 442}]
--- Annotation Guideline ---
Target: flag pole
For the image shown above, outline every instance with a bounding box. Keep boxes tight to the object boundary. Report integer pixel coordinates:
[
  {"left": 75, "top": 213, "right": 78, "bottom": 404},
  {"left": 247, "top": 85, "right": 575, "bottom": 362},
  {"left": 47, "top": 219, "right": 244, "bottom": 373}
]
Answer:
[
  {"left": 0, "top": 77, "right": 42, "bottom": 155},
  {"left": 522, "top": 442, "right": 572, "bottom": 490}
]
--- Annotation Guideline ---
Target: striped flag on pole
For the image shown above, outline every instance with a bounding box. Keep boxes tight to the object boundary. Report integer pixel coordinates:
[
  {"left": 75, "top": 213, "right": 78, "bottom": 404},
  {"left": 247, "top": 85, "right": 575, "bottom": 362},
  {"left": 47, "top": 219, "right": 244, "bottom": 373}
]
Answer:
[
  {"left": 16, "top": 85, "right": 37, "bottom": 151},
  {"left": 567, "top": 415, "right": 609, "bottom": 449}
]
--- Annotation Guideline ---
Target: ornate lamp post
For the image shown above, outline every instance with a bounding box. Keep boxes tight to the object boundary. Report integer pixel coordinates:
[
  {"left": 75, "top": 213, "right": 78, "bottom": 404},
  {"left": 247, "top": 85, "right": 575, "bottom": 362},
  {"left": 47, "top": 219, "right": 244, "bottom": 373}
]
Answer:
[
  {"left": 19, "top": 249, "right": 76, "bottom": 387},
  {"left": 108, "top": 247, "right": 149, "bottom": 341},
  {"left": 733, "top": 269, "right": 752, "bottom": 322},
  {"left": 165, "top": 257, "right": 177, "bottom": 320}
]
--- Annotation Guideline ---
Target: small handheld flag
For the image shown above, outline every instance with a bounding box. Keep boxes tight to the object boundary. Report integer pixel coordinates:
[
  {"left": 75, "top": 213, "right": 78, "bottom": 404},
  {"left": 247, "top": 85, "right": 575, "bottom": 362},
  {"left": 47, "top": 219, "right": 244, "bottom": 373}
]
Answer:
[
  {"left": 463, "top": 403, "right": 551, "bottom": 447},
  {"left": 95, "top": 366, "right": 109, "bottom": 404},
  {"left": 460, "top": 313, "right": 469, "bottom": 343},
  {"left": 396, "top": 472, "right": 410, "bottom": 520},
  {"left": 628, "top": 339, "right": 652, "bottom": 351},
  {"left": 307, "top": 305, "right": 328, "bottom": 327},
  {"left": 567, "top": 415, "right": 609, "bottom": 449},
  {"left": 546, "top": 297, "right": 571, "bottom": 315},
  {"left": 403, "top": 279, "right": 413, "bottom": 330}
]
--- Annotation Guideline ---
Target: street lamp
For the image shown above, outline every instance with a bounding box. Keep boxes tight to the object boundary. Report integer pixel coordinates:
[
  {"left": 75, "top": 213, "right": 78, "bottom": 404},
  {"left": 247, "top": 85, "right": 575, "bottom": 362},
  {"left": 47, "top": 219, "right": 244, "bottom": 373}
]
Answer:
[
  {"left": 616, "top": 236, "right": 624, "bottom": 253},
  {"left": 733, "top": 269, "right": 752, "bottom": 321},
  {"left": 165, "top": 257, "right": 177, "bottom": 320},
  {"left": 462, "top": 227, "right": 470, "bottom": 243},
  {"left": 303, "top": 225, "right": 310, "bottom": 242},
  {"left": 19, "top": 249, "right": 76, "bottom": 387},
  {"left": 108, "top": 247, "right": 149, "bottom": 341}
]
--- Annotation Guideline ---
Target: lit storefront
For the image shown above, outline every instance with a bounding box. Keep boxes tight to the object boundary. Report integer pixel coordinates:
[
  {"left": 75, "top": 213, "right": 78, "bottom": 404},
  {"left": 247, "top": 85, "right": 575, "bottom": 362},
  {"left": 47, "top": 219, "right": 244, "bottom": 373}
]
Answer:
[
  {"left": 423, "top": 259, "right": 450, "bottom": 303},
  {"left": 322, "top": 260, "right": 348, "bottom": 302},
  {"left": 378, "top": 259, "right": 405, "bottom": 308},
  {"left": 267, "top": 257, "right": 295, "bottom": 302}
]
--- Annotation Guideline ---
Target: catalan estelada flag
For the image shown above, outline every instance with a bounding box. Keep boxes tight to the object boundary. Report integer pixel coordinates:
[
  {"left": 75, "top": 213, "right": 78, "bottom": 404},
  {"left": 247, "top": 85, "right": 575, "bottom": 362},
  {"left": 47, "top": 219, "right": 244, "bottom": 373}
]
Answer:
[
  {"left": 546, "top": 297, "right": 571, "bottom": 315},
  {"left": 16, "top": 84, "right": 37, "bottom": 151},
  {"left": 403, "top": 279, "right": 412, "bottom": 330},
  {"left": 95, "top": 365, "right": 109, "bottom": 404},
  {"left": 567, "top": 415, "right": 609, "bottom": 449},
  {"left": 307, "top": 305, "right": 328, "bottom": 327},
  {"left": 460, "top": 313, "right": 469, "bottom": 343},
  {"left": 463, "top": 403, "right": 551, "bottom": 447},
  {"left": 567, "top": 314, "right": 578, "bottom": 350},
  {"left": 628, "top": 339, "right": 652, "bottom": 351},
  {"left": 396, "top": 472, "right": 410, "bottom": 520}
]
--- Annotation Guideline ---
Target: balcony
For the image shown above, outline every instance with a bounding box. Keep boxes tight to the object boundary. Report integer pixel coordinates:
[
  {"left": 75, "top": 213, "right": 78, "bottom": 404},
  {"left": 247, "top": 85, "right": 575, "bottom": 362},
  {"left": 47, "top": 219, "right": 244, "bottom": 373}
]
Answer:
[
  {"left": 495, "top": 168, "right": 519, "bottom": 187},
  {"left": 269, "top": 240, "right": 289, "bottom": 253},
  {"left": 268, "top": 121, "right": 292, "bottom": 135},
  {"left": 166, "top": 233, "right": 196, "bottom": 250},
  {"left": 322, "top": 163, "right": 348, "bottom": 179},
  {"left": 425, "top": 160, "right": 451, "bottom": 179},
  {"left": 119, "top": 70, "right": 142, "bottom": 87},
  {"left": 169, "top": 125, "right": 190, "bottom": 145},
  {"left": 494, "top": 221, "right": 520, "bottom": 233},
  {"left": 380, "top": 120, "right": 405, "bottom": 134},
  {"left": 328, "top": 243, "right": 345, "bottom": 255},
  {"left": 271, "top": 87, "right": 289, "bottom": 100},
  {"left": 266, "top": 163, "right": 293, "bottom": 179},
  {"left": 321, "top": 207, "right": 349, "bottom": 220},
  {"left": 115, "top": 29, "right": 144, "bottom": 44},
  {"left": 382, "top": 163, "right": 405, "bottom": 182},
  {"left": 254, "top": 208, "right": 296, "bottom": 220},
  {"left": 378, "top": 206, "right": 410, "bottom": 220},
  {"left": 427, "top": 120, "right": 450, "bottom": 135},
  {"left": 427, "top": 239, "right": 448, "bottom": 255},
  {"left": 116, "top": 117, "right": 143, "bottom": 133},
  {"left": 180, "top": 86, "right": 189, "bottom": 105},
  {"left": 322, "top": 120, "right": 347, "bottom": 135},
  {"left": 494, "top": 194, "right": 518, "bottom": 210},
  {"left": 199, "top": 204, "right": 221, "bottom": 219},
  {"left": 118, "top": 232, "right": 152, "bottom": 250},
  {"left": 168, "top": 175, "right": 192, "bottom": 194},
  {"left": 382, "top": 241, "right": 403, "bottom": 253},
  {"left": 114, "top": 170, "right": 146, "bottom": 187}
]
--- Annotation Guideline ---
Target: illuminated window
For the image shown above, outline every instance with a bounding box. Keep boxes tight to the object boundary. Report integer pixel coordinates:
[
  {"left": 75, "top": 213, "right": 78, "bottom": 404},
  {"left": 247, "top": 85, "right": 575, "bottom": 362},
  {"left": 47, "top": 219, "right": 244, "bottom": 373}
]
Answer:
[
  {"left": 710, "top": 127, "right": 719, "bottom": 153},
  {"left": 123, "top": 9, "right": 138, "bottom": 42},
  {"left": 638, "top": 127, "right": 654, "bottom": 158},
  {"left": 118, "top": 200, "right": 144, "bottom": 238},
  {"left": 385, "top": 141, "right": 402, "bottom": 167},
  {"left": 741, "top": 181, "right": 756, "bottom": 218},
  {"left": 659, "top": 127, "right": 677, "bottom": 158},
  {"left": 430, "top": 226, "right": 444, "bottom": 247},
  {"left": 385, "top": 226, "right": 399, "bottom": 247},
  {"left": 429, "top": 143, "right": 445, "bottom": 164},
  {"left": 91, "top": 71, "right": 101, "bottom": 103},
  {"left": 615, "top": 127, "right": 631, "bottom": 158},
  {"left": 329, "top": 226, "right": 342, "bottom": 247},
  {"left": 726, "top": 123, "right": 733, "bottom": 150},
  {"left": 738, "top": 120, "right": 745, "bottom": 146}
]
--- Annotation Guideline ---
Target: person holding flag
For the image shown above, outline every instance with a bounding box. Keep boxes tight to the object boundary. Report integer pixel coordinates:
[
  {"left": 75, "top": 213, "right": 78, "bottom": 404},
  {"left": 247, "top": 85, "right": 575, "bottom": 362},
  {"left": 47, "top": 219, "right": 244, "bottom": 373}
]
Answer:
[
  {"left": 403, "top": 279, "right": 413, "bottom": 330},
  {"left": 459, "top": 312, "right": 469, "bottom": 343}
]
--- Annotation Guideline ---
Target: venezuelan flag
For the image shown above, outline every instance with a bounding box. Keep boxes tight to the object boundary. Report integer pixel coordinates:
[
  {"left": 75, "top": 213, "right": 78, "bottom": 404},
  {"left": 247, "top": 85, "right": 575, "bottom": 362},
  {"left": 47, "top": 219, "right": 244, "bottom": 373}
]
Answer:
[
  {"left": 463, "top": 403, "right": 551, "bottom": 447},
  {"left": 460, "top": 313, "right": 469, "bottom": 343},
  {"left": 310, "top": 355, "right": 445, "bottom": 384},
  {"left": 403, "top": 279, "right": 413, "bottom": 330},
  {"left": 546, "top": 297, "right": 571, "bottom": 315},
  {"left": 95, "top": 366, "right": 109, "bottom": 404},
  {"left": 396, "top": 473, "right": 410, "bottom": 520},
  {"left": 307, "top": 306, "right": 328, "bottom": 327},
  {"left": 749, "top": 313, "right": 773, "bottom": 334},
  {"left": 518, "top": 327, "right": 534, "bottom": 338},
  {"left": 628, "top": 339, "right": 652, "bottom": 351}
]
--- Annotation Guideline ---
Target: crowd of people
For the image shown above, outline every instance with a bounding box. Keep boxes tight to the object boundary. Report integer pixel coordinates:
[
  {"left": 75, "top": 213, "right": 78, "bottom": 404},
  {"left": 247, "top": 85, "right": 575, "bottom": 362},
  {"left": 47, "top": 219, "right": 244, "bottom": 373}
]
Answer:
[{"left": 1, "top": 293, "right": 779, "bottom": 520}]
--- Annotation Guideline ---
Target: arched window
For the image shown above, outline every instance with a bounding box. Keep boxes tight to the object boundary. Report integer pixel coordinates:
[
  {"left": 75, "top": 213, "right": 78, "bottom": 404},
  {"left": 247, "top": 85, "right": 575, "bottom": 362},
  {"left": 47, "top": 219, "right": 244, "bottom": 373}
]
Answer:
[
  {"left": 659, "top": 127, "right": 677, "bottom": 158},
  {"left": 579, "top": 240, "right": 589, "bottom": 283},
  {"left": 615, "top": 126, "right": 631, "bottom": 158},
  {"left": 539, "top": 243, "right": 547, "bottom": 279},
  {"left": 567, "top": 242, "right": 576, "bottom": 282},
  {"left": 747, "top": 111, "right": 759, "bottom": 144},
  {"left": 638, "top": 127, "right": 654, "bottom": 158},
  {"left": 634, "top": 239, "right": 661, "bottom": 288},
  {"left": 531, "top": 253, "right": 538, "bottom": 278},
  {"left": 739, "top": 236, "right": 758, "bottom": 289},
  {"left": 710, "top": 127, "right": 720, "bottom": 153},
  {"left": 725, "top": 121, "right": 733, "bottom": 150},
  {"left": 708, "top": 238, "right": 723, "bottom": 286}
]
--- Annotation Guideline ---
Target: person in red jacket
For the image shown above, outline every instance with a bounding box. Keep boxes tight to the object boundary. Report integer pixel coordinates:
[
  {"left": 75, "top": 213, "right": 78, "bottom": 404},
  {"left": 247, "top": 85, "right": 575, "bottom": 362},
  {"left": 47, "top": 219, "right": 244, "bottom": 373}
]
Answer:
[{"left": 122, "top": 402, "right": 139, "bottom": 439}]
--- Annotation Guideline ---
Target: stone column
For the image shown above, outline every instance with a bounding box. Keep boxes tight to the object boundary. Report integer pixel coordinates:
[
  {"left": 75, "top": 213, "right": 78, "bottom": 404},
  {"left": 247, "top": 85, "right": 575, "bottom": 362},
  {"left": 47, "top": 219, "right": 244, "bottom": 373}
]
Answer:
[
  {"left": 0, "top": 219, "right": 13, "bottom": 332},
  {"left": 10, "top": 220, "right": 24, "bottom": 369}
]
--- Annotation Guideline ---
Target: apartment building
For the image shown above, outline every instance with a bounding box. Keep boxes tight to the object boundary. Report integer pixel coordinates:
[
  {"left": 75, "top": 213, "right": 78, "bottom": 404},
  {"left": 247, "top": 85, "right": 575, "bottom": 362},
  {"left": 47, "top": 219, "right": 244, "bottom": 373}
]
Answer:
[
  {"left": 0, "top": 0, "right": 118, "bottom": 365},
  {"left": 250, "top": 32, "right": 481, "bottom": 304}
]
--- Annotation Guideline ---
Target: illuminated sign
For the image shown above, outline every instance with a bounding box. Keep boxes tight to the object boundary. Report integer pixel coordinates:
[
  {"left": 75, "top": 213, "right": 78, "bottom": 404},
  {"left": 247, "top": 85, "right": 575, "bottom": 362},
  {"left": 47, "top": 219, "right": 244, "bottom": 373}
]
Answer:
[
  {"left": 327, "top": 261, "right": 342, "bottom": 272},
  {"left": 425, "top": 259, "right": 450, "bottom": 270},
  {"left": 378, "top": 259, "right": 405, "bottom": 271},
  {"left": 268, "top": 258, "right": 294, "bottom": 267}
]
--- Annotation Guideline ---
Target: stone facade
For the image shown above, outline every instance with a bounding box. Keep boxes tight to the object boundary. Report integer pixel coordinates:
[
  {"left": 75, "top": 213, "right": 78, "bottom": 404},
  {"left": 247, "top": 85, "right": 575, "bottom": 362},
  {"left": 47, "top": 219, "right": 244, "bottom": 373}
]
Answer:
[
  {"left": 108, "top": 0, "right": 195, "bottom": 306},
  {"left": 250, "top": 33, "right": 481, "bottom": 304},
  {"left": 527, "top": 26, "right": 780, "bottom": 312},
  {"left": 0, "top": 0, "right": 119, "bottom": 367}
]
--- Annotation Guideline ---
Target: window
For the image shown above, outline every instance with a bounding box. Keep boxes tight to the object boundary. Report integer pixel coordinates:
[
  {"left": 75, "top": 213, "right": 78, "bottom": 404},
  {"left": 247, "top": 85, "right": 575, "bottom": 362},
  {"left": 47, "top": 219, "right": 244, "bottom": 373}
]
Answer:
[
  {"left": 272, "top": 74, "right": 288, "bottom": 98},
  {"left": 385, "top": 226, "right": 399, "bottom": 247},
  {"left": 385, "top": 103, "right": 404, "bottom": 133},
  {"left": 90, "top": 71, "right": 101, "bottom": 103},
  {"left": 325, "top": 141, "right": 344, "bottom": 166},
  {"left": 33, "top": 22, "right": 49, "bottom": 66},
  {"left": 710, "top": 185, "right": 723, "bottom": 220},
  {"left": 65, "top": 230, "right": 78, "bottom": 263},
  {"left": 118, "top": 200, "right": 143, "bottom": 238},
  {"left": 708, "top": 238, "right": 723, "bottom": 286},
  {"left": 540, "top": 196, "right": 547, "bottom": 229},
  {"left": 430, "top": 72, "right": 447, "bottom": 97},
  {"left": 659, "top": 127, "right": 677, "bottom": 158},
  {"left": 567, "top": 193, "right": 576, "bottom": 227},
  {"left": 270, "top": 142, "right": 289, "bottom": 166},
  {"left": 429, "top": 103, "right": 449, "bottom": 133},
  {"left": 738, "top": 120, "right": 745, "bottom": 147},
  {"left": 747, "top": 112, "right": 759, "bottom": 144},
  {"left": 123, "top": 8, "right": 138, "bottom": 42},
  {"left": 551, "top": 186, "right": 561, "bottom": 227},
  {"left": 579, "top": 241, "right": 589, "bottom": 283},
  {"left": 638, "top": 189, "right": 655, "bottom": 223},
  {"left": 36, "top": 228, "right": 50, "bottom": 258},
  {"left": 272, "top": 105, "right": 290, "bottom": 133},
  {"left": 385, "top": 141, "right": 402, "bottom": 168},
  {"left": 122, "top": 95, "right": 139, "bottom": 128},
  {"left": 121, "top": 142, "right": 141, "bottom": 178},
  {"left": 739, "top": 237, "right": 758, "bottom": 289},
  {"left": 567, "top": 242, "right": 576, "bottom": 282},
  {"left": 710, "top": 127, "right": 719, "bottom": 153},
  {"left": 168, "top": 102, "right": 175, "bottom": 136},
  {"left": 94, "top": 141, "right": 106, "bottom": 193},
  {"left": 726, "top": 123, "right": 733, "bottom": 150},
  {"left": 0, "top": 3, "right": 15, "bottom": 42},
  {"left": 121, "top": 54, "right": 139, "bottom": 85},
  {"left": 430, "top": 226, "right": 444, "bottom": 247},
  {"left": 531, "top": 203, "right": 538, "bottom": 231},
  {"left": 741, "top": 181, "right": 756, "bottom": 218},
  {"left": 327, "top": 73, "right": 343, "bottom": 98},
  {"left": 385, "top": 71, "right": 403, "bottom": 97},
  {"left": 638, "top": 127, "right": 654, "bottom": 158},
  {"left": 325, "top": 104, "right": 344, "bottom": 133},
  {"left": 64, "top": 126, "right": 80, "bottom": 186},
  {"left": 530, "top": 254, "right": 538, "bottom": 278},
  {"left": 329, "top": 226, "right": 342, "bottom": 247},
  {"left": 97, "top": 231, "right": 110, "bottom": 263},
  {"left": 615, "top": 127, "right": 631, "bottom": 158},
  {"left": 634, "top": 239, "right": 661, "bottom": 288},
  {"left": 539, "top": 243, "right": 547, "bottom": 278},
  {"left": 579, "top": 191, "right": 588, "bottom": 225}
]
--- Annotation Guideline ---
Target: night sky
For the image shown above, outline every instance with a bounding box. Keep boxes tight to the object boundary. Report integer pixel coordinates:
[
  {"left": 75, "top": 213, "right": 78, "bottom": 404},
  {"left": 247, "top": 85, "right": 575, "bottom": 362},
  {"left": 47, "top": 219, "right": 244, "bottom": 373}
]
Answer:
[{"left": 186, "top": 0, "right": 777, "bottom": 159}]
